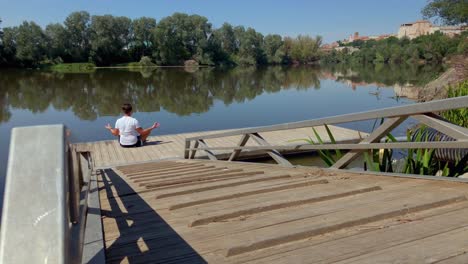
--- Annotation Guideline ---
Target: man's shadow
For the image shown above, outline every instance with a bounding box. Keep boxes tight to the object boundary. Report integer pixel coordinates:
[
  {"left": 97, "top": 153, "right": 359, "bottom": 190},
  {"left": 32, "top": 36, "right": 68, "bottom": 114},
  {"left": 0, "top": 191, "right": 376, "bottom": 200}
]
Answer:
[{"left": 99, "top": 169, "right": 207, "bottom": 263}]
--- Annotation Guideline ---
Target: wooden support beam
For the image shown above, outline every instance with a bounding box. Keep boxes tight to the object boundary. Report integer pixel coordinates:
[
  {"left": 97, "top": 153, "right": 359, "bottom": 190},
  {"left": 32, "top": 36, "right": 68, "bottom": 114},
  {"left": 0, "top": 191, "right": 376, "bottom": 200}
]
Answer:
[
  {"left": 413, "top": 113, "right": 468, "bottom": 140},
  {"left": 332, "top": 116, "right": 407, "bottom": 169},
  {"left": 249, "top": 133, "right": 293, "bottom": 167},
  {"left": 186, "top": 96, "right": 468, "bottom": 141},
  {"left": 189, "top": 140, "right": 199, "bottom": 159},
  {"left": 184, "top": 140, "right": 190, "bottom": 159},
  {"left": 187, "top": 141, "right": 468, "bottom": 152},
  {"left": 229, "top": 134, "right": 250, "bottom": 161},
  {"left": 197, "top": 139, "right": 218, "bottom": 161}
]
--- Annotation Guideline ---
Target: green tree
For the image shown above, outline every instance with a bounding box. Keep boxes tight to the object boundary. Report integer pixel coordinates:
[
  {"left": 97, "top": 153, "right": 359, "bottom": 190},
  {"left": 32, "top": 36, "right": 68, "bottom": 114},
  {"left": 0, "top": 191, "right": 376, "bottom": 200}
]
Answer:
[
  {"left": 264, "top": 34, "right": 284, "bottom": 64},
  {"left": 0, "top": 18, "right": 4, "bottom": 65},
  {"left": 235, "top": 27, "right": 266, "bottom": 65},
  {"left": 15, "top": 21, "right": 47, "bottom": 67},
  {"left": 90, "top": 15, "right": 132, "bottom": 65},
  {"left": 290, "top": 35, "right": 322, "bottom": 64},
  {"left": 422, "top": 0, "right": 468, "bottom": 25},
  {"left": 153, "top": 13, "right": 213, "bottom": 65},
  {"left": 45, "top": 23, "right": 68, "bottom": 62},
  {"left": 217, "top": 23, "right": 237, "bottom": 54},
  {"left": 64, "top": 11, "right": 91, "bottom": 62},
  {"left": 1, "top": 27, "right": 18, "bottom": 65},
  {"left": 131, "top": 17, "right": 157, "bottom": 60}
]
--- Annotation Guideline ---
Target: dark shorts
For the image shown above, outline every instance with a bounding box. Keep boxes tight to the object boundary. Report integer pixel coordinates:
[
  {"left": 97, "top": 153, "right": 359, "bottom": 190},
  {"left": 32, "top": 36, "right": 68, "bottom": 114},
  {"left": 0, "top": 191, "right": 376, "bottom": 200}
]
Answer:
[{"left": 119, "top": 136, "right": 143, "bottom": 148}]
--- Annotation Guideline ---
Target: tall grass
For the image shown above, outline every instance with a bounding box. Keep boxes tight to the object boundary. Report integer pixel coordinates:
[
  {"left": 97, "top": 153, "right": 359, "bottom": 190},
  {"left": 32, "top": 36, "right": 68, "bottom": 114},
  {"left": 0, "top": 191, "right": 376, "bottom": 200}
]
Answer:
[{"left": 442, "top": 81, "right": 468, "bottom": 127}]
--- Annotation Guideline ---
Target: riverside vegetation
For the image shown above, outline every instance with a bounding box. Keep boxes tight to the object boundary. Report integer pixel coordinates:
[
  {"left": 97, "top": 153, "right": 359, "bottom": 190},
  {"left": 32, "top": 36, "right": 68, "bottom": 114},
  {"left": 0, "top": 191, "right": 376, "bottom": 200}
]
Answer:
[{"left": 0, "top": 1, "right": 466, "bottom": 68}]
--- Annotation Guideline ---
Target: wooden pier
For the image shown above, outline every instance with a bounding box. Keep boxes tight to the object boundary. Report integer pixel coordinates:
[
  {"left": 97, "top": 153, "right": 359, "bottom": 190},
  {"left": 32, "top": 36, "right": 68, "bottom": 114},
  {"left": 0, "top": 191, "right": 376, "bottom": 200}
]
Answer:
[
  {"left": 99, "top": 159, "right": 468, "bottom": 263},
  {"left": 2, "top": 97, "right": 467, "bottom": 264},
  {"left": 74, "top": 125, "right": 364, "bottom": 168}
]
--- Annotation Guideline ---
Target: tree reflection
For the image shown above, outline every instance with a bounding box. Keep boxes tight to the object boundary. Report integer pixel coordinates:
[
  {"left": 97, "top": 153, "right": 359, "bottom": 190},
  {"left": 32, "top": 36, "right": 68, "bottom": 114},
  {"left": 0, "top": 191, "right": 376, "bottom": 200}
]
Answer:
[{"left": 0, "top": 64, "right": 443, "bottom": 122}]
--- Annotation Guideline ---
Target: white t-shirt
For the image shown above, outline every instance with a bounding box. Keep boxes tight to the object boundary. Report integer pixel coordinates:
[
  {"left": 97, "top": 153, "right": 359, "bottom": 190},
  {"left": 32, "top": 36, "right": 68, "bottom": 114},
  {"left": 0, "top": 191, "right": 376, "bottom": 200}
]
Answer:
[{"left": 115, "top": 116, "right": 141, "bottom": 145}]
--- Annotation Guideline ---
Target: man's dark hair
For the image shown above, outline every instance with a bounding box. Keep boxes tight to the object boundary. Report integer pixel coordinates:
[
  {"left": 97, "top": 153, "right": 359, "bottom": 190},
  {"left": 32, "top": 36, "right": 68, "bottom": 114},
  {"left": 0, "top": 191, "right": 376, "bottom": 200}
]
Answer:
[{"left": 122, "top": 103, "right": 132, "bottom": 114}]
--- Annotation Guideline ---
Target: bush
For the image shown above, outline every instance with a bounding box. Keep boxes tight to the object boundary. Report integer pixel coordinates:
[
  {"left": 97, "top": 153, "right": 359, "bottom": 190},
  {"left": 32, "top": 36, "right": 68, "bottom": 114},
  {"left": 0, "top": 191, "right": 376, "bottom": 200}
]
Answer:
[
  {"left": 49, "top": 63, "right": 96, "bottom": 73},
  {"left": 139, "top": 56, "right": 155, "bottom": 67}
]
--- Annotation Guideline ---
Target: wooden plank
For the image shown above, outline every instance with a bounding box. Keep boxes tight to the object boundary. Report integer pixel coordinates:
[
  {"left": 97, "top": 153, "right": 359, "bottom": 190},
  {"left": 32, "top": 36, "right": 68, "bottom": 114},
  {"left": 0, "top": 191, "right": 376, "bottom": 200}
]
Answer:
[
  {"left": 169, "top": 179, "right": 329, "bottom": 210},
  {"left": 231, "top": 202, "right": 468, "bottom": 264},
  {"left": 133, "top": 168, "right": 234, "bottom": 184},
  {"left": 229, "top": 134, "right": 250, "bottom": 161},
  {"left": 223, "top": 193, "right": 466, "bottom": 257},
  {"left": 125, "top": 164, "right": 211, "bottom": 177},
  {"left": 155, "top": 174, "right": 293, "bottom": 199},
  {"left": 188, "top": 186, "right": 382, "bottom": 227},
  {"left": 339, "top": 226, "right": 468, "bottom": 264},
  {"left": 189, "top": 140, "right": 199, "bottom": 159},
  {"left": 187, "top": 141, "right": 468, "bottom": 152},
  {"left": 143, "top": 170, "right": 264, "bottom": 189}
]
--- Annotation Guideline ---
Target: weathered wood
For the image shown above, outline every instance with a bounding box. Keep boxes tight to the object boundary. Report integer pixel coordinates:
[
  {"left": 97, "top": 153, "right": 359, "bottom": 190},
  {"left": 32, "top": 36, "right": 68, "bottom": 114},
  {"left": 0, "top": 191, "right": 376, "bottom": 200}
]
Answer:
[
  {"left": 94, "top": 160, "right": 468, "bottom": 263},
  {"left": 413, "top": 113, "right": 468, "bottom": 140},
  {"left": 189, "top": 140, "right": 199, "bottom": 159},
  {"left": 169, "top": 179, "right": 329, "bottom": 210},
  {"left": 186, "top": 141, "right": 468, "bottom": 151},
  {"left": 186, "top": 96, "right": 468, "bottom": 141},
  {"left": 224, "top": 194, "right": 465, "bottom": 257},
  {"left": 332, "top": 116, "right": 407, "bottom": 169},
  {"left": 249, "top": 133, "right": 292, "bottom": 167},
  {"left": 73, "top": 126, "right": 364, "bottom": 168},
  {"left": 69, "top": 145, "right": 81, "bottom": 224},
  {"left": 229, "top": 134, "right": 250, "bottom": 161},
  {"left": 198, "top": 139, "right": 218, "bottom": 161},
  {"left": 189, "top": 186, "right": 382, "bottom": 227},
  {"left": 184, "top": 139, "right": 190, "bottom": 159}
]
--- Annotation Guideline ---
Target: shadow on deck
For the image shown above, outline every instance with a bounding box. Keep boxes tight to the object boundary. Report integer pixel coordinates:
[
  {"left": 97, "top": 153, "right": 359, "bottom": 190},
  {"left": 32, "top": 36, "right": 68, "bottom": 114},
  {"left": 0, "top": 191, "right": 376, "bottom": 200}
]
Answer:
[{"left": 99, "top": 168, "right": 207, "bottom": 263}]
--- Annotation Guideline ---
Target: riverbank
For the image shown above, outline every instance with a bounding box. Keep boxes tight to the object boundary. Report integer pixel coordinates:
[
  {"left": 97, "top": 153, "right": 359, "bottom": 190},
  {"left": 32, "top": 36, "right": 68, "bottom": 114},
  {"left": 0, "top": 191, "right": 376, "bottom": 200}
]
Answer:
[{"left": 418, "top": 55, "right": 468, "bottom": 102}]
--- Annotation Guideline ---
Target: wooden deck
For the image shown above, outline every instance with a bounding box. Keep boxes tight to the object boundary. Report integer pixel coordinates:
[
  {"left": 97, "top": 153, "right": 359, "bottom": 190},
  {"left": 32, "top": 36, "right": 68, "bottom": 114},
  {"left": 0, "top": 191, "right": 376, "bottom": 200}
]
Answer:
[
  {"left": 74, "top": 125, "right": 364, "bottom": 168},
  {"left": 98, "top": 159, "right": 468, "bottom": 264}
]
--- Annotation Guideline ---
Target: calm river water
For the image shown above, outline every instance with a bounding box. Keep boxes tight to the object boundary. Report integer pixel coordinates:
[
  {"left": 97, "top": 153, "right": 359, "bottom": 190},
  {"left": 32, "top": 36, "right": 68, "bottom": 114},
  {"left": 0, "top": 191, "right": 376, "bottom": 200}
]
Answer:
[{"left": 0, "top": 64, "right": 443, "bottom": 205}]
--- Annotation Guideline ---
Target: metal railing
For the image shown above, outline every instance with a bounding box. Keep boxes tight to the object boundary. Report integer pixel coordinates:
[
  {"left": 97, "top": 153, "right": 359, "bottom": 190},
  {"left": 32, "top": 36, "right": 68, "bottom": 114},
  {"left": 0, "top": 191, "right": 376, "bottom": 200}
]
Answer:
[
  {"left": 184, "top": 96, "right": 468, "bottom": 168},
  {"left": 0, "top": 125, "right": 103, "bottom": 264}
]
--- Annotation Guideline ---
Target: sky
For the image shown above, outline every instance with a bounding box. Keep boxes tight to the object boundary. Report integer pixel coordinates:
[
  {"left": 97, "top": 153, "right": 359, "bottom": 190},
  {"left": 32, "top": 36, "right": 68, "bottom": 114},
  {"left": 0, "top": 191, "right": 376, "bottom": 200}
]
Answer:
[{"left": 0, "top": 0, "right": 430, "bottom": 43}]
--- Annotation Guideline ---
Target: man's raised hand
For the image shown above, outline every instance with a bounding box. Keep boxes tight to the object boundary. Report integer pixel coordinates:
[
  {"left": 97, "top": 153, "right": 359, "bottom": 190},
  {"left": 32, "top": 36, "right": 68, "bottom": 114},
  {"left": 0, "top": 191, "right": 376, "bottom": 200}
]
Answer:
[{"left": 152, "top": 122, "right": 160, "bottom": 129}]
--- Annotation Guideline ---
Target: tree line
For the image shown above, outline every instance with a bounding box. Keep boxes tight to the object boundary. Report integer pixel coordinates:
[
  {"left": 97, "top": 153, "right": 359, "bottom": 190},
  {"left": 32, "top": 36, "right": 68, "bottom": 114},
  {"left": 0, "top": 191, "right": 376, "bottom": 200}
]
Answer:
[
  {"left": 322, "top": 32, "right": 467, "bottom": 65},
  {"left": 0, "top": 12, "right": 323, "bottom": 67}
]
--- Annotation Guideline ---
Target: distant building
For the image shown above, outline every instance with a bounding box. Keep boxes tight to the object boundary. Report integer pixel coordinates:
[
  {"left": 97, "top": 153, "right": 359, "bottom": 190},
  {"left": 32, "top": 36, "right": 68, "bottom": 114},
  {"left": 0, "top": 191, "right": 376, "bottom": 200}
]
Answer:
[
  {"left": 344, "top": 32, "right": 395, "bottom": 44},
  {"left": 398, "top": 20, "right": 432, "bottom": 39},
  {"left": 432, "top": 25, "right": 467, "bottom": 37},
  {"left": 320, "top": 42, "right": 339, "bottom": 53},
  {"left": 398, "top": 20, "right": 466, "bottom": 39},
  {"left": 334, "top": 46, "right": 360, "bottom": 53}
]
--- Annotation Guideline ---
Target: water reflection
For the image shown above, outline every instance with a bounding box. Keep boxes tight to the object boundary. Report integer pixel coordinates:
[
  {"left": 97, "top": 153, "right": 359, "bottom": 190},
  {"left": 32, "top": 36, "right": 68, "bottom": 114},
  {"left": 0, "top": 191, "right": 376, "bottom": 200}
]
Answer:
[{"left": 0, "top": 64, "right": 442, "bottom": 123}]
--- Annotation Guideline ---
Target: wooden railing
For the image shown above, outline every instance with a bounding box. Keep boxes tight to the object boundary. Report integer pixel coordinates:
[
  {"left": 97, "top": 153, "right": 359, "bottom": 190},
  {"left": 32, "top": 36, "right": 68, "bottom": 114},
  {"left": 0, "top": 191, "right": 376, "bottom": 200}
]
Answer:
[
  {"left": 0, "top": 125, "right": 104, "bottom": 264},
  {"left": 184, "top": 96, "right": 468, "bottom": 168}
]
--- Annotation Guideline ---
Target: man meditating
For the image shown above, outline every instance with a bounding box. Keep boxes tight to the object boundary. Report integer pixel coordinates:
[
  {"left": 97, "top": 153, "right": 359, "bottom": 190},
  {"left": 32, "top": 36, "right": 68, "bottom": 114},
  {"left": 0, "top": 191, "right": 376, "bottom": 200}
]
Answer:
[{"left": 105, "top": 103, "right": 160, "bottom": 148}]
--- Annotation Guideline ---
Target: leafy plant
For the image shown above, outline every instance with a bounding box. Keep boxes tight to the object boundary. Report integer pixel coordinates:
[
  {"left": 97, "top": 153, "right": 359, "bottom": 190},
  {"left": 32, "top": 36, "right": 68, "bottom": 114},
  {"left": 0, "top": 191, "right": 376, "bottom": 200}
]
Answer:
[
  {"left": 290, "top": 124, "right": 343, "bottom": 166},
  {"left": 363, "top": 134, "right": 397, "bottom": 172},
  {"left": 403, "top": 127, "right": 437, "bottom": 175},
  {"left": 362, "top": 118, "right": 397, "bottom": 172}
]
